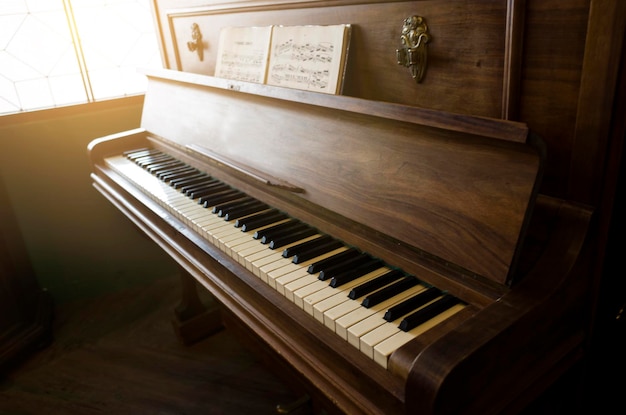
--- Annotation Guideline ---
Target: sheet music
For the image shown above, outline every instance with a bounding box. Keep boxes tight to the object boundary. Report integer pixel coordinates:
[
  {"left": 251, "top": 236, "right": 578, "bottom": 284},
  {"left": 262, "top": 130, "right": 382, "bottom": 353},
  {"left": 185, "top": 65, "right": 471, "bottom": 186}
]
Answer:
[
  {"left": 267, "top": 25, "right": 351, "bottom": 94},
  {"left": 215, "top": 26, "right": 273, "bottom": 83}
]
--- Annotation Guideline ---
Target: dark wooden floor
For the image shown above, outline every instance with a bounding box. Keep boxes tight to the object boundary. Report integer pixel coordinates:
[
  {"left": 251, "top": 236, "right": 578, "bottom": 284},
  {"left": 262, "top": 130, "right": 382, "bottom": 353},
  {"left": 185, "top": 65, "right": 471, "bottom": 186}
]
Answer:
[{"left": 0, "top": 276, "right": 312, "bottom": 415}]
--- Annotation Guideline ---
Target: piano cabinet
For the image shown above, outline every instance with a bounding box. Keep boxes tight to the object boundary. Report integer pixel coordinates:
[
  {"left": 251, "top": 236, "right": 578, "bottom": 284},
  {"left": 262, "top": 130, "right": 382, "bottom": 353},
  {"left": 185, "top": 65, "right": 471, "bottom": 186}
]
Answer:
[
  {"left": 87, "top": 68, "right": 593, "bottom": 414},
  {"left": 87, "top": 0, "right": 623, "bottom": 412}
]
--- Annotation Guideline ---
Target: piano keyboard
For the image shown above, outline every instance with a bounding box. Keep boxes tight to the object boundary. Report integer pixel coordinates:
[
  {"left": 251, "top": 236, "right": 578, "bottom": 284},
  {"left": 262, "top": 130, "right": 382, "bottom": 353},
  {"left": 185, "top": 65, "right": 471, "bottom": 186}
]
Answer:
[{"left": 105, "top": 148, "right": 466, "bottom": 368}]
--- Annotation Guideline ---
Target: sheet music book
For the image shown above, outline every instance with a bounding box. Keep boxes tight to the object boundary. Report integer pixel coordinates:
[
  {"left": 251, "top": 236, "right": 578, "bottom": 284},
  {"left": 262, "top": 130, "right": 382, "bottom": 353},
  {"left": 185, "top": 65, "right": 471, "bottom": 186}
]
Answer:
[
  {"left": 215, "top": 24, "right": 351, "bottom": 94},
  {"left": 214, "top": 26, "right": 273, "bottom": 84},
  {"left": 266, "top": 24, "right": 351, "bottom": 94}
]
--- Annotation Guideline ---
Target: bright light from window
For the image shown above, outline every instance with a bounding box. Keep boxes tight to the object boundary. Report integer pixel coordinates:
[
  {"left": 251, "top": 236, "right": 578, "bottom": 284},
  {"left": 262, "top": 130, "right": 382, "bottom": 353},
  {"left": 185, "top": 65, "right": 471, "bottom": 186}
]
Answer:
[{"left": 0, "top": 0, "right": 161, "bottom": 115}]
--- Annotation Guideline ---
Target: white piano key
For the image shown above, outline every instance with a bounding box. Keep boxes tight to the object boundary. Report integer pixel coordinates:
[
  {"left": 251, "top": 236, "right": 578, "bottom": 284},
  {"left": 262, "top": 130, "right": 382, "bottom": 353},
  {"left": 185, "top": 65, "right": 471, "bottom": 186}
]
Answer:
[
  {"left": 312, "top": 268, "right": 389, "bottom": 323},
  {"left": 255, "top": 253, "right": 290, "bottom": 281},
  {"left": 358, "top": 296, "right": 443, "bottom": 357},
  {"left": 200, "top": 221, "right": 234, "bottom": 245},
  {"left": 292, "top": 280, "right": 329, "bottom": 310},
  {"left": 335, "top": 284, "right": 428, "bottom": 341},
  {"left": 237, "top": 241, "right": 272, "bottom": 266},
  {"left": 373, "top": 304, "right": 466, "bottom": 368},
  {"left": 274, "top": 247, "right": 347, "bottom": 295},
  {"left": 274, "top": 268, "right": 310, "bottom": 296},
  {"left": 215, "top": 225, "right": 248, "bottom": 252},
  {"left": 323, "top": 299, "right": 361, "bottom": 331},
  {"left": 306, "top": 268, "right": 388, "bottom": 320},
  {"left": 225, "top": 235, "right": 261, "bottom": 258}
]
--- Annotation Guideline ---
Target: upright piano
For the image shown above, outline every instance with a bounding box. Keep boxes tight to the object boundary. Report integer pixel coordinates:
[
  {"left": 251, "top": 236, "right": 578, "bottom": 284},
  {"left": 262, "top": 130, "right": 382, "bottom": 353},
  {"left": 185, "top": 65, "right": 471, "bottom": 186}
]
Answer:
[{"left": 88, "top": 67, "right": 592, "bottom": 414}]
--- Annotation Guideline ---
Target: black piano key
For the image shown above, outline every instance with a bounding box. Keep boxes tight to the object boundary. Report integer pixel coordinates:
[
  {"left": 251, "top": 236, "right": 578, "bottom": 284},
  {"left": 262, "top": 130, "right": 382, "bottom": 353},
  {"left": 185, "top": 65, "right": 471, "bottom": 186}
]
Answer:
[
  {"left": 268, "top": 227, "right": 318, "bottom": 249},
  {"left": 260, "top": 223, "right": 310, "bottom": 244},
  {"left": 282, "top": 234, "right": 334, "bottom": 258},
  {"left": 239, "top": 211, "right": 289, "bottom": 232},
  {"left": 158, "top": 166, "right": 197, "bottom": 180},
  {"left": 219, "top": 199, "right": 265, "bottom": 217},
  {"left": 147, "top": 160, "right": 185, "bottom": 174},
  {"left": 134, "top": 154, "right": 171, "bottom": 167},
  {"left": 124, "top": 148, "right": 156, "bottom": 159},
  {"left": 182, "top": 180, "right": 222, "bottom": 196},
  {"left": 253, "top": 219, "right": 300, "bottom": 240},
  {"left": 361, "top": 276, "right": 420, "bottom": 308},
  {"left": 348, "top": 269, "right": 404, "bottom": 300},
  {"left": 125, "top": 149, "right": 161, "bottom": 161},
  {"left": 235, "top": 209, "right": 280, "bottom": 228},
  {"left": 383, "top": 286, "right": 441, "bottom": 321},
  {"left": 218, "top": 198, "right": 263, "bottom": 217},
  {"left": 201, "top": 190, "right": 245, "bottom": 208},
  {"left": 189, "top": 183, "right": 230, "bottom": 200},
  {"left": 328, "top": 258, "right": 385, "bottom": 288},
  {"left": 224, "top": 202, "right": 269, "bottom": 221},
  {"left": 213, "top": 197, "right": 255, "bottom": 215},
  {"left": 291, "top": 240, "right": 344, "bottom": 263},
  {"left": 398, "top": 294, "right": 461, "bottom": 332},
  {"left": 131, "top": 149, "right": 165, "bottom": 159},
  {"left": 166, "top": 169, "right": 205, "bottom": 185},
  {"left": 150, "top": 165, "right": 187, "bottom": 177},
  {"left": 318, "top": 253, "right": 372, "bottom": 281},
  {"left": 143, "top": 157, "right": 173, "bottom": 169},
  {"left": 168, "top": 172, "right": 209, "bottom": 187},
  {"left": 166, "top": 169, "right": 202, "bottom": 189},
  {"left": 307, "top": 248, "right": 360, "bottom": 274}
]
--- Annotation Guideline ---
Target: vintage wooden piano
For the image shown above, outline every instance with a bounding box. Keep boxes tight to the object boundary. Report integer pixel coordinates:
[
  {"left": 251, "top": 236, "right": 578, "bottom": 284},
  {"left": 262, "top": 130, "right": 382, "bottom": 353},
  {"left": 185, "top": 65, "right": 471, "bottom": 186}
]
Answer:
[
  {"left": 88, "top": 1, "right": 594, "bottom": 414},
  {"left": 87, "top": 68, "right": 591, "bottom": 414}
]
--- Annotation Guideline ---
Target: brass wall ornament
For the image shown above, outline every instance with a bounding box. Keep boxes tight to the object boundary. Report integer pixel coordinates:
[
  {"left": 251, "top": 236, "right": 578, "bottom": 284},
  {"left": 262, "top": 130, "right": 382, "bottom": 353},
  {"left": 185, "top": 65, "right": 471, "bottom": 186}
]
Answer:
[
  {"left": 187, "top": 23, "right": 204, "bottom": 61},
  {"left": 396, "top": 15, "right": 431, "bottom": 83}
]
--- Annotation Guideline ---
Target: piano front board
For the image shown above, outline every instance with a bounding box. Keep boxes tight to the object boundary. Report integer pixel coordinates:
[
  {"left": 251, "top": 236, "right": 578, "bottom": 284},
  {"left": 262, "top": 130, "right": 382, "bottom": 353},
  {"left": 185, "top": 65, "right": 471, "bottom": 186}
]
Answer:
[{"left": 138, "top": 68, "right": 542, "bottom": 289}]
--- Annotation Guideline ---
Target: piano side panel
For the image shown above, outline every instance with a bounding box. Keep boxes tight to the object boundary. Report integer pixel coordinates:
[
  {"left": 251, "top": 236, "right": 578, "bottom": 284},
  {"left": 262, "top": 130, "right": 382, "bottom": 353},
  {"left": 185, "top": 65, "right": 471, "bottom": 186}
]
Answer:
[
  {"left": 405, "top": 196, "right": 593, "bottom": 414},
  {"left": 153, "top": 0, "right": 510, "bottom": 118},
  {"left": 140, "top": 71, "right": 541, "bottom": 287}
]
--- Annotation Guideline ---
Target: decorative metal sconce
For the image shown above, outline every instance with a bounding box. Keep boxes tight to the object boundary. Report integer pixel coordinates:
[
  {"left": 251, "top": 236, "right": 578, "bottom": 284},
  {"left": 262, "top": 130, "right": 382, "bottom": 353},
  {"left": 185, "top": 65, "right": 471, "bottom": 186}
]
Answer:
[
  {"left": 396, "top": 16, "right": 430, "bottom": 83},
  {"left": 187, "top": 23, "right": 204, "bottom": 61}
]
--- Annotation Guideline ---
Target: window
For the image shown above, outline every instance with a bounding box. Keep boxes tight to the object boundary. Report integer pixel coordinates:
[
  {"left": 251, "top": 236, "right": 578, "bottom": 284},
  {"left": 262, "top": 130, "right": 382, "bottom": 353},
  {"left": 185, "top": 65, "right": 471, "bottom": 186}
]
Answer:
[{"left": 0, "top": 0, "right": 161, "bottom": 115}]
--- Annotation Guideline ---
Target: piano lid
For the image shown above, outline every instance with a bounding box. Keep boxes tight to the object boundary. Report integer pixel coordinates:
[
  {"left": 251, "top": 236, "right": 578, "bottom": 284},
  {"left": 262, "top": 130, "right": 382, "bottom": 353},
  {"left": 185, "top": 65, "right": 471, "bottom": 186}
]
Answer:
[{"left": 138, "top": 68, "right": 543, "bottom": 286}]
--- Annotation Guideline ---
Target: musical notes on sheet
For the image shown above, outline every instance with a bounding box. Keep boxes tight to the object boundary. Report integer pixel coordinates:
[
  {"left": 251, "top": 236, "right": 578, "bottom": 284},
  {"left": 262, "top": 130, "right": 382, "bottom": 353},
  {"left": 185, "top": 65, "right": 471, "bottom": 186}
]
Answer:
[
  {"left": 215, "top": 26, "right": 272, "bottom": 83},
  {"left": 268, "top": 64, "right": 330, "bottom": 90},
  {"left": 267, "top": 25, "right": 351, "bottom": 94},
  {"left": 215, "top": 24, "right": 351, "bottom": 94},
  {"left": 216, "top": 50, "right": 267, "bottom": 83},
  {"left": 267, "top": 40, "right": 334, "bottom": 90}
]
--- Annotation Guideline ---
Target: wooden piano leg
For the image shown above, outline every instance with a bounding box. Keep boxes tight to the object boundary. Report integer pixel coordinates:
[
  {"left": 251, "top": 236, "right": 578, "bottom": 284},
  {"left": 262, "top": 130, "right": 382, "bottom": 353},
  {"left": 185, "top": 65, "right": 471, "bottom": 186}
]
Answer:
[{"left": 171, "top": 265, "right": 223, "bottom": 345}]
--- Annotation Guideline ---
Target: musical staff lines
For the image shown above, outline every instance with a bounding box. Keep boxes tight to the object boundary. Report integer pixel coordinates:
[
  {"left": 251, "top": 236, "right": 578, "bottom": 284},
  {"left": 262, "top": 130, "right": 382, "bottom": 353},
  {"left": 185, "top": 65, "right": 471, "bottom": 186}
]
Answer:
[
  {"left": 267, "top": 25, "right": 350, "bottom": 94},
  {"left": 215, "top": 24, "right": 350, "bottom": 94}
]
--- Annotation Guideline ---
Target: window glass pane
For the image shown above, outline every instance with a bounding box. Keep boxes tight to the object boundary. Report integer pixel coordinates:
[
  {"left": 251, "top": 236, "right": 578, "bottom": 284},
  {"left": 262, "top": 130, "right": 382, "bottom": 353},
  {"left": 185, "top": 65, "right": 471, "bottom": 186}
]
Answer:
[
  {"left": 0, "top": 0, "right": 162, "bottom": 115},
  {"left": 0, "top": 0, "right": 85, "bottom": 114},
  {"left": 71, "top": 0, "right": 161, "bottom": 100}
]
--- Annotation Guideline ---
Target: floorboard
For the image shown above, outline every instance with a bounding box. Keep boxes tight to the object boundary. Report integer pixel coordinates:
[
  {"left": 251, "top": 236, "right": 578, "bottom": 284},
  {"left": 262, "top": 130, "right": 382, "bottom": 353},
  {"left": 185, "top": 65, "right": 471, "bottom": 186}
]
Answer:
[{"left": 0, "top": 276, "right": 311, "bottom": 415}]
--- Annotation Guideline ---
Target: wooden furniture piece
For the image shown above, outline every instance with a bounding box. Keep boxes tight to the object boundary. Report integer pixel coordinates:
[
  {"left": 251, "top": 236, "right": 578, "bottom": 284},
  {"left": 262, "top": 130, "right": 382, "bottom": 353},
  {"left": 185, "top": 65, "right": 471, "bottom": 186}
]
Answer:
[
  {"left": 88, "top": 66, "right": 591, "bottom": 414},
  {"left": 90, "top": 0, "right": 626, "bottom": 413},
  {"left": 0, "top": 177, "right": 53, "bottom": 374}
]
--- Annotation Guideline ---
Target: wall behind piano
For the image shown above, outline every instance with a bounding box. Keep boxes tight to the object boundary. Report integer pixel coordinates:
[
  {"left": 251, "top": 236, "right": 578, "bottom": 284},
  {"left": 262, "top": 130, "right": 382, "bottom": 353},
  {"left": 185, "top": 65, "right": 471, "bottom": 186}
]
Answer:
[{"left": 0, "top": 97, "right": 178, "bottom": 304}]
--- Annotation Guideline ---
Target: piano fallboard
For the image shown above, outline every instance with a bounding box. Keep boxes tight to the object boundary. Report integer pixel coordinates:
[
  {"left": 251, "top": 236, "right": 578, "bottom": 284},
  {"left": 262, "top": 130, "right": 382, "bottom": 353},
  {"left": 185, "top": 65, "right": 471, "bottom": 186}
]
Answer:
[{"left": 88, "top": 69, "right": 592, "bottom": 415}]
